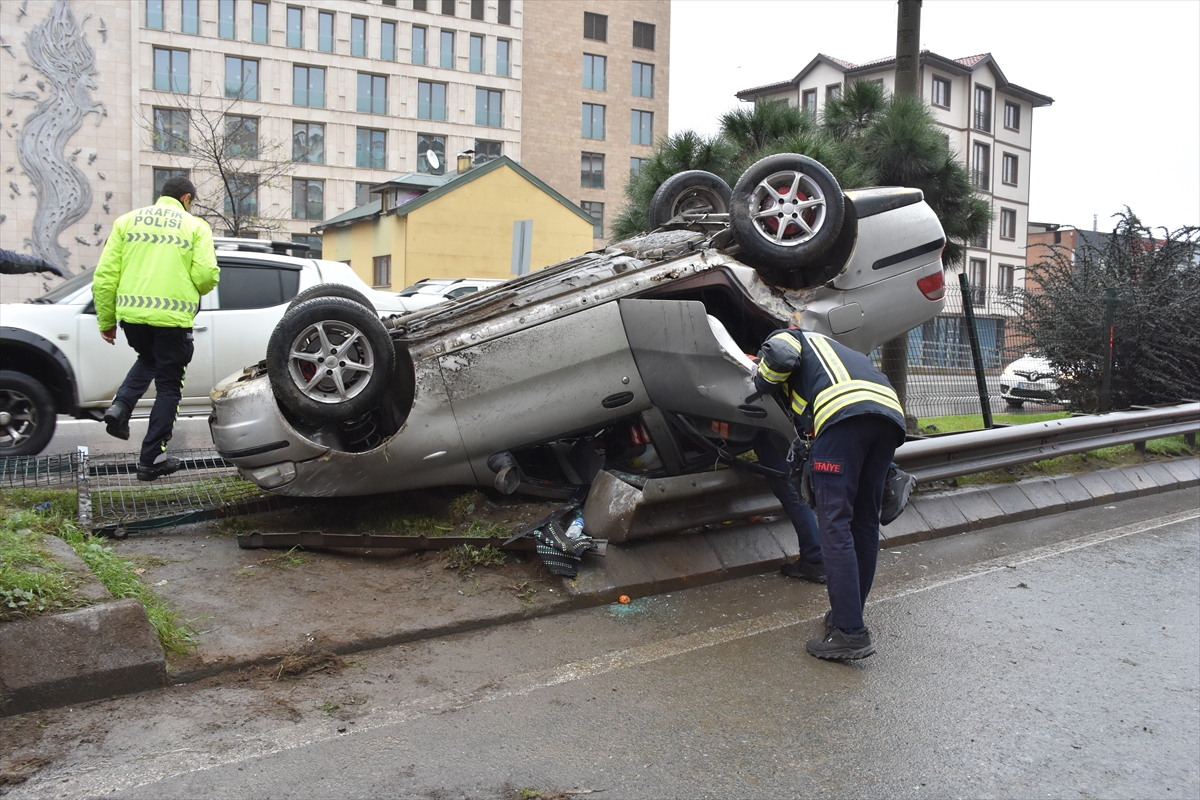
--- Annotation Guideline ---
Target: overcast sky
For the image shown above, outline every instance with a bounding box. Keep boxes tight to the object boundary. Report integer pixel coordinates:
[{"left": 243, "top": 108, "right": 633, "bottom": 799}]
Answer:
[{"left": 668, "top": 0, "right": 1200, "bottom": 232}]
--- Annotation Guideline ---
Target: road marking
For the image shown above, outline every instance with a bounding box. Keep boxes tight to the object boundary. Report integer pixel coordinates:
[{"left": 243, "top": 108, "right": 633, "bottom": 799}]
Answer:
[{"left": 23, "top": 508, "right": 1200, "bottom": 798}]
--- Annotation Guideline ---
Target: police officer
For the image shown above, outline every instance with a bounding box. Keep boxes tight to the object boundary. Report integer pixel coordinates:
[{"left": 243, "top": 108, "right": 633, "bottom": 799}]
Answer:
[
  {"left": 754, "top": 327, "right": 906, "bottom": 660},
  {"left": 92, "top": 176, "right": 218, "bottom": 481}
]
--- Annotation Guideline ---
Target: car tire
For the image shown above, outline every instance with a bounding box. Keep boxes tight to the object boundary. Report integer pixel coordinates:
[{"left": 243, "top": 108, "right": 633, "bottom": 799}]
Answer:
[
  {"left": 649, "top": 171, "right": 733, "bottom": 229},
  {"left": 0, "top": 370, "right": 56, "bottom": 457},
  {"left": 729, "top": 153, "right": 845, "bottom": 275},
  {"left": 267, "top": 297, "right": 395, "bottom": 424},
  {"left": 286, "top": 283, "right": 377, "bottom": 316},
  {"left": 1005, "top": 399, "right": 1025, "bottom": 409}
]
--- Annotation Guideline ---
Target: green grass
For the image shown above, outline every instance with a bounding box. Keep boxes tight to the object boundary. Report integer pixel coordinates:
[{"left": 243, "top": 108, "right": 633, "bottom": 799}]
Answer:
[
  {"left": 0, "top": 522, "right": 82, "bottom": 619},
  {"left": 0, "top": 488, "right": 197, "bottom": 654},
  {"left": 917, "top": 411, "right": 1071, "bottom": 434},
  {"left": 444, "top": 543, "right": 507, "bottom": 575}
]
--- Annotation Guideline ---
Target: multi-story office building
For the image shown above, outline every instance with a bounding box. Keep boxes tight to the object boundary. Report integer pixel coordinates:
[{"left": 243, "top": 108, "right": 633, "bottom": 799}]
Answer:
[
  {"left": 522, "top": 0, "right": 670, "bottom": 246},
  {"left": 0, "top": 0, "right": 669, "bottom": 302},
  {"left": 736, "top": 52, "right": 1052, "bottom": 298}
]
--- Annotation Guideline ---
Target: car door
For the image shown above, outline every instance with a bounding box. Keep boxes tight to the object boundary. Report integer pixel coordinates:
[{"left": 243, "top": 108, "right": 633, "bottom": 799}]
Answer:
[{"left": 207, "top": 261, "right": 302, "bottom": 384}]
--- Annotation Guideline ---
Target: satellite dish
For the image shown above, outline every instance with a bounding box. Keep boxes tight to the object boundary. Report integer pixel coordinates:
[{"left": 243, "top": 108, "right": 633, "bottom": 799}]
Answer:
[{"left": 426, "top": 149, "right": 440, "bottom": 170}]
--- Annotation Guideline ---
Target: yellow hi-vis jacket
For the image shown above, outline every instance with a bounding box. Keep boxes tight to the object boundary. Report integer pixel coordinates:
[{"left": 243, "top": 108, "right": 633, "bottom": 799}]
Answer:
[
  {"left": 754, "top": 328, "right": 906, "bottom": 439},
  {"left": 93, "top": 196, "right": 219, "bottom": 331}
]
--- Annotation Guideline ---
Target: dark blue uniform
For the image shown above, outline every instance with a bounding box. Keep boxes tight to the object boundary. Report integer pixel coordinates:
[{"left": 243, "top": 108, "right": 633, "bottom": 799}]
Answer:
[{"left": 755, "top": 329, "right": 906, "bottom": 638}]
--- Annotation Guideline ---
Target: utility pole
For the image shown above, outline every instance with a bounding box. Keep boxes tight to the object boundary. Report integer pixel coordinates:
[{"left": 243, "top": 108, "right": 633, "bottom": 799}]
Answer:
[{"left": 882, "top": 0, "right": 923, "bottom": 431}]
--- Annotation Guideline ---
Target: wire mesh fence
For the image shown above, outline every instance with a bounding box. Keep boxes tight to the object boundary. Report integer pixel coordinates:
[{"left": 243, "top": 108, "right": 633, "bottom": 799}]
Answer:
[{"left": 0, "top": 452, "right": 82, "bottom": 488}]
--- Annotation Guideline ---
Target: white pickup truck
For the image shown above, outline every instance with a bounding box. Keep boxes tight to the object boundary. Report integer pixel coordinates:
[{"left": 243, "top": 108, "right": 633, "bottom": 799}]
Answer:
[{"left": 0, "top": 239, "right": 410, "bottom": 456}]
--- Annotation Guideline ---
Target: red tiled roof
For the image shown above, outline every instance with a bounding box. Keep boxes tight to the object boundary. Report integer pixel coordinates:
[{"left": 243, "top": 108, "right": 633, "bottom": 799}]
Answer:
[{"left": 954, "top": 53, "right": 990, "bottom": 68}]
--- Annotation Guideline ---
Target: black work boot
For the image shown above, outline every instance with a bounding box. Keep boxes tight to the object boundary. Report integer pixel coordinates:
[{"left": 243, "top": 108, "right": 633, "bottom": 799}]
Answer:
[
  {"left": 806, "top": 627, "right": 876, "bottom": 660},
  {"left": 103, "top": 400, "right": 131, "bottom": 441},
  {"left": 780, "top": 558, "right": 826, "bottom": 584},
  {"left": 137, "top": 456, "right": 181, "bottom": 482}
]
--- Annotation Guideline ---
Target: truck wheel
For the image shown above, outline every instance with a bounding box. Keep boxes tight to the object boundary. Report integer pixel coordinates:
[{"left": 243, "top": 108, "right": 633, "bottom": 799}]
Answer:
[
  {"left": 649, "top": 171, "right": 733, "bottom": 229},
  {"left": 287, "top": 283, "right": 377, "bottom": 316},
  {"left": 0, "top": 370, "right": 56, "bottom": 456},
  {"left": 267, "top": 297, "right": 395, "bottom": 424}
]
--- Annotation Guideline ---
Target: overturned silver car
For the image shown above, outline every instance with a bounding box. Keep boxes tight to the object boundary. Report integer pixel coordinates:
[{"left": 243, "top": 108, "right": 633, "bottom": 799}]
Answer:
[{"left": 209, "top": 155, "right": 947, "bottom": 513}]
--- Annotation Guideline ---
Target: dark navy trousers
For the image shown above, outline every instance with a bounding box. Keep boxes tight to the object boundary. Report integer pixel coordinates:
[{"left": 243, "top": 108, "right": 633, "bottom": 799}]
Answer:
[
  {"left": 810, "top": 414, "right": 901, "bottom": 632},
  {"left": 754, "top": 430, "right": 822, "bottom": 564},
  {"left": 115, "top": 322, "right": 194, "bottom": 467}
]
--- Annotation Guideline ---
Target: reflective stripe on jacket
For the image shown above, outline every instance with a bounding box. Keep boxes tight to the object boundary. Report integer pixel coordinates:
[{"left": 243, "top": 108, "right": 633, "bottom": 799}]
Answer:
[
  {"left": 755, "top": 328, "right": 906, "bottom": 438},
  {"left": 93, "top": 196, "right": 218, "bottom": 330}
]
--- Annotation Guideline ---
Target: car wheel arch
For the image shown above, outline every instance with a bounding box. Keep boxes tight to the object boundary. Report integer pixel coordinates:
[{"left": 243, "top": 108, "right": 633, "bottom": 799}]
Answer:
[{"left": 0, "top": 327, "right": 78, "bottom": 415}]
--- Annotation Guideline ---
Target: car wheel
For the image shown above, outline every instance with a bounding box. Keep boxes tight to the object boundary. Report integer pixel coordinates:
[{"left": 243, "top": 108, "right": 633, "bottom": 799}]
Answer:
[
  {"left": 286, "top": 283, "right": 377, "bottom": 316},
  {"left": 1005, "top": 399, "right": 1025, "bottom": 409},
  {"left": 649, "top": 171, "right": 733, "bottom": 228},
  {"left": 267, "top": 297, "right": 395, "bottom": 424},
  {"left": 730, "top": 153, "right": 845, "bottom": 275},
  {"left": 0, "top": 370, "right": 56, "bottom": 457}
]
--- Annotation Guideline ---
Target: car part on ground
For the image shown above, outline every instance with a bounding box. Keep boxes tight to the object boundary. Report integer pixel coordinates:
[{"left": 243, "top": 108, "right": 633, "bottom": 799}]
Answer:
[{"left": 648, "top": 170, "right": 733, "bottom": 229}]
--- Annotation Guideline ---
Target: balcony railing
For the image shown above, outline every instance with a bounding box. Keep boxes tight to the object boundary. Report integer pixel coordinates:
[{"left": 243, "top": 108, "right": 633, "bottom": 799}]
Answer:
[
  {"left": 971, "top": 169, "right": 990, "bottom": 191},
  {"left": 973, "top": 111, "right": 991, "bottom": 132}
]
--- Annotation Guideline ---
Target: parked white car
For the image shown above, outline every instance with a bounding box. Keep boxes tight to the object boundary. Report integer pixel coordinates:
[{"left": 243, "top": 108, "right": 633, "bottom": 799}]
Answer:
[
  {"left": 395, "top": 278, "right": 506, "bottom": 311},
  {"left": 999, "top": 353, "right": 1062, "bottom": 408},
  {"left": 0, "top": 239, "right": 408, "bottom": 456}
]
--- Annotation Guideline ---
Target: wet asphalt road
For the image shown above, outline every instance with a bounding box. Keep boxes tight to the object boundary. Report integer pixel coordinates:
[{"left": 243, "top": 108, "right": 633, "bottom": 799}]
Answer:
[
  {"left": 45, "top": 414, "right": 214, "bottom": 458},
  {"left": 11, "top": 491, "right": 1199, "bottom": 800}
]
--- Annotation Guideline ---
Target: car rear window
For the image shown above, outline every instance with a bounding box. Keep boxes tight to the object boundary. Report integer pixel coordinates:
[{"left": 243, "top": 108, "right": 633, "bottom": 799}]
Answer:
[{"left": 218, "top": 265, "right": 301, "bottom": 310}]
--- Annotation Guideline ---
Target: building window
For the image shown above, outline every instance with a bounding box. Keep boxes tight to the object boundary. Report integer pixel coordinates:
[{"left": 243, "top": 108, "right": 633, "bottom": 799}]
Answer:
[
  {"left": 351, "top": 16, "right": 366, "bottom": 56},
  {"left": 356, "top": 128, "right": 386, "bottom": 169},
  {"left": 441, "top": 0, "right": 455, "bottom": 15},
  {"left": 181, "top": 0, "right": 199, "bottom": 33},
  {"left": 412, "top": 26, "right": 427, "bottom": 65},
  {"left": 632, "top": 20, "right": 655, "bottom": 50},
  {"left": 225, "top": 115, "right": 258, "bottom": 158},
  {"left": 292, "top": 178, "right": 324, "bottom": 220},
  {"left": 414, "top": 0, "right": 426, "bottom": 9},
  {"left": 474, "top": 139, "right": 502, "bottom": 163},
  {"left": 968, "top": 258, "right": 987, "bottom": 305},
  {"left": 1000, "top": 208, "right": 1016, "bottom": 240},
  {"left": 1004, "top": 101, "right": 1021, "bottom": 131},
  {"left": 583, "top": 54, "right": 606, "bottom": 91},
  {"left": 998, "top": 263, "right": 1015, "bottom": 294},
  {"left": 826, "top": 83, "right": 842, "bottom": 102},
  {"left": 153, "top": 47, "right": 189, "bottom": 93},
  {"left": 218, "top": 0, "right": 236, "bottom": 39},
  {"left": 146, "top": 0, "right": 164, "bottom": 30},
  {"left": 318, "top": 11, "right": 334, "bottom": 53},
  {"left": 583, "top": 12, "right": 607, "bottom": 42},
  {"left": 632, "top": 62, "right": 654, "bottom": 98},
  {"left": 471, "top": 0, "right": 484, "bottom": 20},
  {"left": 440, "top": 30, "right": 455, "bottom": 68},
  {"left": 381, "top": 21, "right": 396, "bottom": 61},
  {"left": 1002, "top": 153, "right": 1018, "bottom": 186},
  {"left": 225, "top": 56, "right": 259, "bottom": 100},
  {"left": 931, "top": 75, "right": 951, "bottom": 109},
  {"left": 292, "top": 234, "right": 322, "bottom": 259},
  {"left": 972, "top": 141, "right": 990, "bottom": 190},
  {"left": 801, "top": 89, "right": 817, "bottom": 115},
  {"left": 417, "top": 133, "right": 446, "bottom": 175},
  {"left": 631, "top": 109, "right": 653, "bottom": 145},
  {"left": 225, "top": 174, "right": 259, "bottom": 218},
  {"left": 154, "top": 168, "right": 189, "bottom": 199},
  {"left": 476, "top": 88, "right": 502, "bottom": 127},
  {"left": 469, "top": 34, "right": 484, "bottom": 73},
  {"left": 153, "top": 108, "right": 189, "bottom": 153},
  {"left": 582, "top": 103, "right": 605, "bottom": 140},
  {"left": 974, "top": 85, "right": 992, "bottom": 132},
  {"left": 581, "top": 152, "right": 604, "bottom": 188},
  {"left": 286, "top": 6, "right": 302, "bottom": 47},
  {"left": 418, "top": 81, "right": 447, "bottom": 120},
  {"left": 251, "top": 1, "right": 269, "bottom": 42},
  {"left": 496, "top": 0, "right": 511, "bottom": 24},
  {"left": 357, "top": 73, "right": 387, "bottom": 114},
  {"left": 970, "top": 225, "right": 988, "bottom": 249},
  {"left": 292, "top": 122, "right": 325, "bottom": 164},
  {"left": 355, "top": 183, "right": 375, "bottom": 207},
  {"left": 630, "top": 157, "right": 647, "bottom": 177},
  {"left": 496, "top": 39, "right": 510, "bottom": 77},
  {"left": 293, "top": 65, "right": 326, "bottom": 108},
  {"left": 581, "top": 201, "right": 604, "bottom": 238},
  {"left": 373, "top": 255, "right": 392, "bottom": 288}
]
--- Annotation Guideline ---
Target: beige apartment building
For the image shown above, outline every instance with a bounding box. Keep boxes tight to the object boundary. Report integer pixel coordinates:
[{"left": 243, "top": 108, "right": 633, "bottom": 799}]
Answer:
[
  {"left": 0, "top": 0, "right": 669, "bottom": 303},
  {"left": 522, "top": 0, "right": 670, "bottom": 246}
]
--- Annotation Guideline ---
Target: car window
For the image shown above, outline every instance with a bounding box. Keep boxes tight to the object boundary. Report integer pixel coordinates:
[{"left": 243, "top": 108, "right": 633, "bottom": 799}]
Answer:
[
  {"left": 447, "top": 286, "right": 479, "bottom": 298},
  {"left": 217, "top": 265, "right": 301, "bottom": 310},
  {"left": 36, "top": 270, "right": 94, "bottom": 304}
]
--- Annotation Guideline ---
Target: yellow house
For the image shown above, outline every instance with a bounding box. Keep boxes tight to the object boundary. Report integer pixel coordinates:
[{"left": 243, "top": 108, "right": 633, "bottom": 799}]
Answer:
[{"left": 312, "top": 156, "right": 596, "bottom": 290}]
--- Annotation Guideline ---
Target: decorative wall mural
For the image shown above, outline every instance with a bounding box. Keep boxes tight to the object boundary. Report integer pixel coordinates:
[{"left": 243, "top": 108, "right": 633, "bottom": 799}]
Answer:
[{"left": 9, "top": 0, "right": 105, "bottom": 277}]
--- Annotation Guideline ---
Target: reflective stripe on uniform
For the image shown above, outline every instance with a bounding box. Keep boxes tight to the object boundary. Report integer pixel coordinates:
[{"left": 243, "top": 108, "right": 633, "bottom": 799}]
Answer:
[
  {"left": 813, "top": 380, "right": 903, "bottom": 434},
  {"left": 116, "top": 294, "right": 198, "bottom": 315},
  {"left": 756, "top": 360, "right": 790, "bottom": 384},
  {"left": 808, "top": 335, "right": 850, "bottom": 384}
]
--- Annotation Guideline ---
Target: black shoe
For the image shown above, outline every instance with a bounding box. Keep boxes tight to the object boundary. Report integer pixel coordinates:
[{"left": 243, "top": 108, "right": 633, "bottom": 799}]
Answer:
[
  {"left": 822, "top": 609, "right": 834, "bottom": 633},
  {"left": 806, "top": 627, "right": 876, "bottom": 660},
  {"left": 781, "top": 558, "right": 826, "bottom": 584},
  {"left": 103, "top": 401, "right": 131, "bottom": 441},
  {"left": 137, "top": 456, "right": 181, "bottom": 482}
]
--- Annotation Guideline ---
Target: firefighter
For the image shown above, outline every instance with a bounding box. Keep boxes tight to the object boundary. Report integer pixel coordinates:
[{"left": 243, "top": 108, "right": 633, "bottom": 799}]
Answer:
[{"left": 753, "top": 327, "right": 906, "bottom": 660}]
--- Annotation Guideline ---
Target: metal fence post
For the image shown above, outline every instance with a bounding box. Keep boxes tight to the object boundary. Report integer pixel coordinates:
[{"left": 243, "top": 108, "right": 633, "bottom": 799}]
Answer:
[
  {"left": 76, "top": 445, "right": 91, "bottom": 530},
  {"left": 1100, "top": 287, "right": 1116, "bottom": 413},
  {"left": 958, "top": 272, "right": 994, "bottom": 429}
]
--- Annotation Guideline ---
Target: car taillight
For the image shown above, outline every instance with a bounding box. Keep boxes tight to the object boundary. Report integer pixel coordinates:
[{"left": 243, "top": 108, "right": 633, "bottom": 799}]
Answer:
[{"left": 917, "top": 271, "right": 945, "bottom": 300}]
